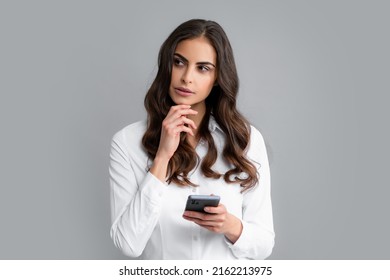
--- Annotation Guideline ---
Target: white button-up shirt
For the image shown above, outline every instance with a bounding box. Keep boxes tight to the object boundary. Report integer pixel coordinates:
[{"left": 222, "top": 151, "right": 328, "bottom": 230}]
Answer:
[{"left": 109, "top": 116, "right": 275, "bottom": 259}]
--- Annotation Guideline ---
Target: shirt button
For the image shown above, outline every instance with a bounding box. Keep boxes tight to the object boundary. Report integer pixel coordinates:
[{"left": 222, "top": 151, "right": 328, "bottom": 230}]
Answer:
[
  {"left": 193, "top": 236, "right": 198, "bottom": 241},
  {"left": 192, "top": 188, "right": 197, "bottom": 193}
]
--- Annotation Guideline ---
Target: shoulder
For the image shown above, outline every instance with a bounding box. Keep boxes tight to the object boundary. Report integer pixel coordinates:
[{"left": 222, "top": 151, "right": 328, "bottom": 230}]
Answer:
[
  {"left": 111, "top": 120, "right": 147, "bottom": 148},
  {"left": 247, "top": 124, "right": 268, "bottom": 165},
  {"left": 249, "top": 124, "right": 266, "bottom": 146}
]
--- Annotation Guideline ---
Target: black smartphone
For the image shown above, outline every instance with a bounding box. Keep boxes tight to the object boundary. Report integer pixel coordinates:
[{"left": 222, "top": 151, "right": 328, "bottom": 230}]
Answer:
[{"left": 185, "top": 195, "right": 220, "bottom": 213}]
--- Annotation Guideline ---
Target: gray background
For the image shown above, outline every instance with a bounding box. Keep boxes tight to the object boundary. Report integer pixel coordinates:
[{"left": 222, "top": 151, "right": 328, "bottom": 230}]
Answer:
[{"left": 0, "top": 0, "right": 389, "bottom": 259}]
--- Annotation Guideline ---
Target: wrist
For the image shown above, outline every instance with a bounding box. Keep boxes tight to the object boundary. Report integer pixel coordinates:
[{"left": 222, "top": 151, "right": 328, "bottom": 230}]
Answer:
[
  {"left": 153, "top": 154, "right": 170, "bottom": 166},
  {"left": 149, "top": 155, "right": 170, "bottom": 183},
  {"left": 155, "top": 149, "right": 173, "bottom": 162},
  {"left": 224, "top": 214, "right": 243, "bottom": 244}
]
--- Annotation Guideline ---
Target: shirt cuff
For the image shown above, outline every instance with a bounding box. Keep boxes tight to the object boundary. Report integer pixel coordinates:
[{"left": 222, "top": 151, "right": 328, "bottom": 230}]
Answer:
[
  {"left": 139, "top": 171, "right": 168, "bottom": 205},
  {"left": 225, "top": 220, "right": 251, "bottom": 256}
]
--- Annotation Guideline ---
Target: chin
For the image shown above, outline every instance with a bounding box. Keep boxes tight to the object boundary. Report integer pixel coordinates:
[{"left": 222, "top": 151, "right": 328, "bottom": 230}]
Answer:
[
  {"left": 174, "top": 100, "right": 192, "bottom": 106},
  {"left": 169, "top": 94, "right": 192, "bottom": 106}
]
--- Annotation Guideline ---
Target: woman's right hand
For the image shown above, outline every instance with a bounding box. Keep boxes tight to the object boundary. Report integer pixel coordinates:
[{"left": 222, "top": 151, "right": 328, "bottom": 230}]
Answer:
[
  {"left": 156, "top": 104, "right": 198, "bottom": 160},
  {"left": 150, "top": 105, "right": 198, "bottom": 182}
]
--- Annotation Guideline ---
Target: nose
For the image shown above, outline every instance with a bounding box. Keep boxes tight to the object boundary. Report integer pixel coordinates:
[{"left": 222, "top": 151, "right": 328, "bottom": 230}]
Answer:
[{"left": 181, "top": 67, "right": 193, "bottom": 84}]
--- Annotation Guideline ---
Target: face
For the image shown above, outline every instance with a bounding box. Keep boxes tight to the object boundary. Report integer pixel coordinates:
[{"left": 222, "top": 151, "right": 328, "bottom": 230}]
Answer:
[{"left": 169, "top": 36, "right": 217, "bottom": 110}]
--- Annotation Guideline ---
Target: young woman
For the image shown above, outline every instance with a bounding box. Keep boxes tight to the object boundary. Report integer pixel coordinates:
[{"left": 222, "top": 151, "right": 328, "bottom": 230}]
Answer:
[{"left": 109, "top": 19, "right": 274, "bottom": 259}]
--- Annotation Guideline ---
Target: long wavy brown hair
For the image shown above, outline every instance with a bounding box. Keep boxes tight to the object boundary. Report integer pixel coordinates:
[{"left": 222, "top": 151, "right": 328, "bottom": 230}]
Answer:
[{"left": 142, "top": 19, "right": 258, "bottom": 191}]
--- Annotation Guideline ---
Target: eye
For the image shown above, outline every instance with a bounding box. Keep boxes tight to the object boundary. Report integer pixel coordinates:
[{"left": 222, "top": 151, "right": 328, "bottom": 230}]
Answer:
[
  {"left": 174, "top": 57, "right": 184, "bottom": 66},
  {"left": 198, "top": 65, "right": 210, "bottom": 72}
]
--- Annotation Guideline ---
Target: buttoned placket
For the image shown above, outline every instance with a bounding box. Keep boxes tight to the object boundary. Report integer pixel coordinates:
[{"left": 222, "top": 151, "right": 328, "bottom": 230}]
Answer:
[{"left": 189, "top": 138, "right": 207, "bottom": 259}]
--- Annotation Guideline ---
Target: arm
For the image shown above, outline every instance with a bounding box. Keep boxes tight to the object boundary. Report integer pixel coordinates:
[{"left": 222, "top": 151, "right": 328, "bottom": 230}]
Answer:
[
  {"left": 110, "top": 105, "right": 198, "bottom": 257},
  {"left": 227, "top": 127, "right": 275, "bottom": 259},
  {"left": 109, "top": 129, "right": 167, "bottom": 258}
]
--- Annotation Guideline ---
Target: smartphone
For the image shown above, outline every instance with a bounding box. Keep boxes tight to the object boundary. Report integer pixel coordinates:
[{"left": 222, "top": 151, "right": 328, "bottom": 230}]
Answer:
[{"left": 185, "top": 195, "right": 220, "bottom": 213}]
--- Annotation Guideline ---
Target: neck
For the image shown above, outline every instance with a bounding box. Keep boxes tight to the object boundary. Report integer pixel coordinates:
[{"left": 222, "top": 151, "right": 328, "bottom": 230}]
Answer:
[
  {"left": 189, "top": 101, "right": 206, "bottom": 127},
  {"left": 187, "top": 101, "right": 206, "bottom": 139}
]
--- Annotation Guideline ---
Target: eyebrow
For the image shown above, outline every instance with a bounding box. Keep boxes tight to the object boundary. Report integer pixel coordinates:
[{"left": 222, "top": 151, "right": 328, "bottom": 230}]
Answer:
[{"left": 174, "top": 53, "right": 216, "bottom": 68}]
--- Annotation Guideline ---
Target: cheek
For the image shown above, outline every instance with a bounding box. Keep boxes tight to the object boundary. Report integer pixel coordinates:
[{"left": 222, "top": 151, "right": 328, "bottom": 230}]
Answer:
[
  {"left": 204, "top": 71, "right": 217, "bottom": 86},
  {"left": 170, "top": 68, "right": 178, "bottom": 83},
  {"left": 171, "top": 69, "right": 175, "bottom": 83},
  {"left": 202, "top": 76, "right": 216, "bottom": 90},
  {"left": 170, "top": 70, "right": 175, "bottom": 83}
]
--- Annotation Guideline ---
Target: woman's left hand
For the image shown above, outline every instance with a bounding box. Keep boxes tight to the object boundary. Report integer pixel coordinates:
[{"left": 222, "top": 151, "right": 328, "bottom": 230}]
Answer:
[{"left": 182, "top": 204, "right": 243, "bottom": 244}]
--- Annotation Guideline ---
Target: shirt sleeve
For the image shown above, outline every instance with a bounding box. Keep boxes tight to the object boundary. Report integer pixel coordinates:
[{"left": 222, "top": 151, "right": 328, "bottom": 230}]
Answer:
[
  {"left": 226, "top": 127, "right": 275, "bottom": 259},
  {"left": 109, "top": 129, "right": 167, "bottom": 258}
]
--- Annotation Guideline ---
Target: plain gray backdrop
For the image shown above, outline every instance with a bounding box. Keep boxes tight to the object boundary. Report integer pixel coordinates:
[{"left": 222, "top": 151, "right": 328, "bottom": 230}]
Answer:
[{"left": 1, "top": 0, "right": 389, "bottom": 259}]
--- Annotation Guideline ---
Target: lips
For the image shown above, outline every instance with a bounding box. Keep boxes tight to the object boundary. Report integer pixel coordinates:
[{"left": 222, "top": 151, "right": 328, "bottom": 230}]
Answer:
[
  {"left": 175, "top": 87, "right": 193, "bottom": 93},
  {"left": 174, "top": 87, "right": 194, "bottom": 97}
]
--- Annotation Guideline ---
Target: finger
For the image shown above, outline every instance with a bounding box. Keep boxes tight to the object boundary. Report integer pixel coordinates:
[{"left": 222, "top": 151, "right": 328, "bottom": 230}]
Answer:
[
  {"left": 182, "top": 215, "right": 208, "bottom": 224},
  {"left": 181, "top": 117, "right": 197, "bottom": 130},
  {"left": 183, "top": 211, "right": 223, "bottom": 221},
  {"left": 203, "top": 206, "right": 221, "bottom": 214},
  {"left": 183, "top": 211, "right": 203, "bottom": 219},
  {"left": 167, "top": 107, "right": 198, "bottom": 120},
  {"left": 204, "top": 204, "right": 225, "bottom": 214},
  {"left": 172, "top": 115, "right": 197, "bottom": 130},
  {"left": 183, "top": 210, "right": 208, "bottom": 219},
  {"left": 166, "top": 111, "right": 198, "bottom": 128},
  {"left": 171, "top": 104, "right": 192, "bottom": 110},
  {"left": 163, "top": 117, "right": 197, "bottom": 133},
  {"left": 191, "top": 219, "right": 223, "bottom": 228},
  {"left": 166, "top": 105, "right": 191, "bottom": 116},
  {"left": 167, "top": 104, "right": 191, "bottom": 113},
  {"left": 176, "top": 125, "right": 194, "bottom": 136},
  {"left": 162, "top": 117, "right": 194, "bottom": 135}
]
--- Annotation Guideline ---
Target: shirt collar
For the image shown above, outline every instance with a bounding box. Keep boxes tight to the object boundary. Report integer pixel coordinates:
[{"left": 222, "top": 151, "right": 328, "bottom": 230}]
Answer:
[{"left": 208, "top": 114, "right": 223, "bottom": 133}]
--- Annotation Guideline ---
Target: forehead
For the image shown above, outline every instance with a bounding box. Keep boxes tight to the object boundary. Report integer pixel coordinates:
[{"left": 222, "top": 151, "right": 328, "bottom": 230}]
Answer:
[{"left": 175, "top": 37, "right": 217, "bottom": 64}]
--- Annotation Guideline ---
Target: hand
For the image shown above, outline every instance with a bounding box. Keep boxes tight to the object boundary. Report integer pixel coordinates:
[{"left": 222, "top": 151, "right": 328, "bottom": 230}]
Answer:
[
  {"left": 156, "top": 105, "right": 198, "bottom": 160},
  {"left": 182, "top": 203, "right": 243, "bottom": 244},
  {"left": 150, "top": 105, "right": 197, "bottom": 182}
]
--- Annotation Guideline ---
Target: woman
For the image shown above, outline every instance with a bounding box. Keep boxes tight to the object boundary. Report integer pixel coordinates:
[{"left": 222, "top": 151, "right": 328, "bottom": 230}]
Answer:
[{"left": 109, "top": 19, "right": 274, "bottom": 259}]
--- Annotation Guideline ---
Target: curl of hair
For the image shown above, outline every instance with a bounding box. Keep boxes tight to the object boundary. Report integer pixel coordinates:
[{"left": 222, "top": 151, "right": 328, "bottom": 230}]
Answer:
[{"left": 142, "top": 19, "right": 258, "bottom": 191}]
